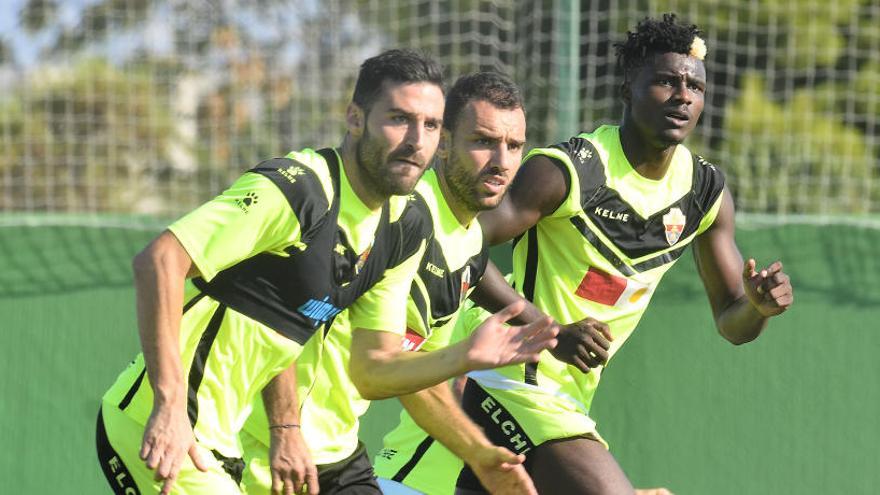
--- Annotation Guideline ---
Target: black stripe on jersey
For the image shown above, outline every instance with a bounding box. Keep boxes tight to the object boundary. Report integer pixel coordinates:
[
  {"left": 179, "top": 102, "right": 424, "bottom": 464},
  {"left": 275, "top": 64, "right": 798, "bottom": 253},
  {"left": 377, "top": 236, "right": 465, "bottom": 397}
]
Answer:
[
  {"left": 96, "top": 408, "right": 143, "bottom": 495},
  {"left": 187, "top": 303, "right": 227, "bottom": 427},
  {"left": 408, "top": 283, "right": 430, "bottom": 332},
  {"left": 556, "top": 136, "right": 725, "bottom": 260},
  {"left": 569, "top": 216, "right": 637, "bottom": 277},
  {"left": 182, "top": 291, "right": 206, "bottom": 314},
  {"left": 521, "top": 227, "right": 540, "bottom": 385},
  {"left": 249, "top": 157, "right": 330, "bottom": 242},
  {"left": 391, "top": 435, "right": 436, "bottom": 482},
  {"left": 118, "top": 292, "right": 207, "bottom": 411},
  {"left": 117, "top": 367, "right": 146, "bottom": 411},
  {"left": 391, "top": 191, "right": 433, "bottom": 266}
]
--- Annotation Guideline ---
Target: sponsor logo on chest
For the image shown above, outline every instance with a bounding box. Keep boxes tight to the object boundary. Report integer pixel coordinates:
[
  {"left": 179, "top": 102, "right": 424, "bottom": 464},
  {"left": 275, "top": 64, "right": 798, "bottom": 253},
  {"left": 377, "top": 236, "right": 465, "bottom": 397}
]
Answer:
[{"left": 402, "top": 328, "right": 427, "bottom": 351}]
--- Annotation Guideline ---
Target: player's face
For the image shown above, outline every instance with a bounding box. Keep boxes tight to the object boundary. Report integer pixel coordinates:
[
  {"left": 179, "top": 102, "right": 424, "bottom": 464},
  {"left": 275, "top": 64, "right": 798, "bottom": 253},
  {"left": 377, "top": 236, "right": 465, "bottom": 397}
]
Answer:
[
  {"left": 442, "top": 99, "right": 526, "bottom": 215},
  {"left": 356, "top": 81, "right": 445, "bottom": 196},
  {"left": 626, "top": 51, "right": 706, "bottom": 147}
]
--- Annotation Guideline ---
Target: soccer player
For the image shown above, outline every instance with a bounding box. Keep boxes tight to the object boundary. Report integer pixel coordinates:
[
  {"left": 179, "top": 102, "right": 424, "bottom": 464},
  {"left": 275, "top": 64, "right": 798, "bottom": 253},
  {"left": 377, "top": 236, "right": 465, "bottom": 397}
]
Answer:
[
  {"left": 376, "top": 14, "right": 794, "bottom": 495},
  {"left": 239, "top": 72, "right": 569, "bottom": 495},
  {"left": 95, "top": 50, "right": 554, "bottom": 495}
]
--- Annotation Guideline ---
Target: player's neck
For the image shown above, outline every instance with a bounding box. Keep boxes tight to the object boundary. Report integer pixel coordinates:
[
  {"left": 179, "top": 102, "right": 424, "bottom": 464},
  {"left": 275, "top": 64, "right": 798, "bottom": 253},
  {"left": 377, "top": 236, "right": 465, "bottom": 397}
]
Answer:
[
  {"left": 437, "top": 166, "right": 477, "bottom": 226},
  {"left": 619, "top": 121, "right": 676, "bottom": 181},
  {"left": 338, "top": 135, "right": 386, "bottom": 211}
]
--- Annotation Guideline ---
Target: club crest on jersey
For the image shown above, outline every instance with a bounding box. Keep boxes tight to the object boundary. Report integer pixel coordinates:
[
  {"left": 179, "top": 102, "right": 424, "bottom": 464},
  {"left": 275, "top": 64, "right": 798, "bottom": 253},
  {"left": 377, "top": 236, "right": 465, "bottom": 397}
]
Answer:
[
  {"left": 355, "top": 246, "right": 371, "bottom": 274},
  {"left": 662, "top": 207, "right": 686, "bottom": 245},
  {"left": 460, "top": 266, "right": 472, "bottom": 304}
]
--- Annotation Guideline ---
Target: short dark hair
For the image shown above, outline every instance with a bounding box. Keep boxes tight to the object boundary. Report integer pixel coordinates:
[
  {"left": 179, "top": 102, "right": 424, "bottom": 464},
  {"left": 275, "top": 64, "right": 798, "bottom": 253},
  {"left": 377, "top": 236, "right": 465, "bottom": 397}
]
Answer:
[
  {"left": 615, "top": 13, "right": 703, "bottom": 80},
  {"left": 443, "top": 71, "right": 524, "bottom": 130},
  {"left": 352, "top": 49, "right": 445, "bottom": 111}
]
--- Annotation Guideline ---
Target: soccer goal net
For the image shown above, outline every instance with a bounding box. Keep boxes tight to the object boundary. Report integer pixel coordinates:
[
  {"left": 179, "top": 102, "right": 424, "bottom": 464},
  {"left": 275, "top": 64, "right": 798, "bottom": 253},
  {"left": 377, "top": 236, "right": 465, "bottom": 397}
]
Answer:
[{"left": 1, "top": 0, "right": 878, "bottom": 228}]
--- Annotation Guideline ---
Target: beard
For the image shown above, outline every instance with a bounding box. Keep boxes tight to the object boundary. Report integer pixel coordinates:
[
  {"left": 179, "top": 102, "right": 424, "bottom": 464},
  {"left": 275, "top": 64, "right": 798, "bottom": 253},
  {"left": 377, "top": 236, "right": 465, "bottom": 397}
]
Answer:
[
  {"left": 356, "top": 126, "right": 423, "bottom": 197},
  {"left": 443, "top": 152, "right": 499, "bottom": 215}
]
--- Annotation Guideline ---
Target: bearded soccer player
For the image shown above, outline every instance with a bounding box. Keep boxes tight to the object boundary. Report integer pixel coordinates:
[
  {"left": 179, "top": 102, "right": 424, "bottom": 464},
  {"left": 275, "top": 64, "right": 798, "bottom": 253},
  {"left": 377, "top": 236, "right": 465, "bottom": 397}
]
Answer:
[
  {"left": 240, "top": 72, "right": 564, "bottom": 495},
  {"left": 95, "top": 50, "right": 554, "bottom": 495},
  {"left": 374, "top": 15, "right": 794, "bottom": 495}
]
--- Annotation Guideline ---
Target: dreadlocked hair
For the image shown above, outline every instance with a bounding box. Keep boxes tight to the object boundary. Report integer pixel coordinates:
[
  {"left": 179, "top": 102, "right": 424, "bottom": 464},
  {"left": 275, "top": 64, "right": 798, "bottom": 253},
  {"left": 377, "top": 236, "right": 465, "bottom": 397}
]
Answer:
[{"left": 615, "top": 13, "right": 703, "bottom": 79}]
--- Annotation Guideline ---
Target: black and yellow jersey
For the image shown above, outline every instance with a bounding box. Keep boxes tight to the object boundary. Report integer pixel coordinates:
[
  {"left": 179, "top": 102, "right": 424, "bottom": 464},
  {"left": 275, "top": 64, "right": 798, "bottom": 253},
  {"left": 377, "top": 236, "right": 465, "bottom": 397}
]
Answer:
[
  {"left": 465, "top": 124, "right": 726, "bottom": 438},
  {"left": 102, "top": 148, "right": 427, "bottom": 459}
]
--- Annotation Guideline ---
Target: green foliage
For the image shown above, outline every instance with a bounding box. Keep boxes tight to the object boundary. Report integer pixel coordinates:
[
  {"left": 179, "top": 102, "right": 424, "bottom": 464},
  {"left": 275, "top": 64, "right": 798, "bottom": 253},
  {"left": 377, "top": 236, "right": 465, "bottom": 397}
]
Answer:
[
  {"left": 652, "top": 0, "right": 862, "bottom": 69},
  {"left": 722, "top": 73, "right": 875, "bottom": 214},
  {"left": 0, "top": 59, "right": 177, "bottom": 213}
]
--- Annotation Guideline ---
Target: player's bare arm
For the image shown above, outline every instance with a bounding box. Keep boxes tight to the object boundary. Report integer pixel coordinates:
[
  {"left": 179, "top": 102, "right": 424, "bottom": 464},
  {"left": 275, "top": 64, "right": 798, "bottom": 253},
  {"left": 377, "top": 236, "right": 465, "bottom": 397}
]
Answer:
[
  {"left": 479, "top": 153, "right": 568, "bottom": 245},
  {"left": 262, "top": 365, "right": 319, "bottom": 495},
  {"left": 471, "top": 262, "right": 613, "bottom": 373},
  {"left": 348, "top": 301, "right": 556, "bottom": 400},
  {"left": 400, "top": 383, "right": 536, "bottom": 495},
  {"left": 693, "top": 188, "right": 794, "bottom": 344},
  {"left": 132, "top": 230, "right": 208, "bottom": 494}
]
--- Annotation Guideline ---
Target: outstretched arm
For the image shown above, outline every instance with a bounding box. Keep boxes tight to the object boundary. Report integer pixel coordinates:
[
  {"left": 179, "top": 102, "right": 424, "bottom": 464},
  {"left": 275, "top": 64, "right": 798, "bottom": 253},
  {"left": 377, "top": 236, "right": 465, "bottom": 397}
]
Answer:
[
  {"left": 470, "top": 262, "right": 613, "bottom": 374},
  {"left": 349, "top": 301, "right": 556, "bottom": 400},
  {"left": 133, "top": 231, "right": 209, "bottom": 495},
  {"left": 400, "top": 382, "right": 536, "bottom": 495},
  {"left": 693, "top": 189, "right": 794, "bottom": 344}
]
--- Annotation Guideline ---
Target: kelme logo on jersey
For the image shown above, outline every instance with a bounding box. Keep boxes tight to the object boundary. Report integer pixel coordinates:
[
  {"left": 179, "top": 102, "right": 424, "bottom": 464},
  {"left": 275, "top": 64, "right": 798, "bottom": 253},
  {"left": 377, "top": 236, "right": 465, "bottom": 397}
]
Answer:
[
  {"left": 575, "top": 266, "right": 651, "bottom": 309},
  {"left": 278, "top": 165, "right": 305, "bottom": 184},
  {"left": 235, "top": 192, "right": 259, "bottom": 213},
  {"left": 662, "top": 207, "right": 686, "bottom": 245},
  {"left": 297, "top": 296, "right": 342, "bottom": 326}
]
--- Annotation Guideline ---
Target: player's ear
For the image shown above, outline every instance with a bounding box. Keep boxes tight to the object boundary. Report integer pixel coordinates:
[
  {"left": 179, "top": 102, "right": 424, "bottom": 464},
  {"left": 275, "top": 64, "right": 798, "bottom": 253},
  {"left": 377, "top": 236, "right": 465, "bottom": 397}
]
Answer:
[
  {"left": 346, "top": 103, "right": 365, "bottom": 138},
  {"left": 620, "top": 81, "right": 631, "bottom": 105},
  {"left": 436, "top": 128, "right": 451, "bottom": 161}
]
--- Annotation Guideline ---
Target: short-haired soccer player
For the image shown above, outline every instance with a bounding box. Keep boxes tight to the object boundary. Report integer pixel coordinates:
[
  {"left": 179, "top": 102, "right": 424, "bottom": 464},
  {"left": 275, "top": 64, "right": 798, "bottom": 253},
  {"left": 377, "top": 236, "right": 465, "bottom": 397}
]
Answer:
[
  {"left": 95, "top": 50, "right": 555, "bottom": 495},
  {"left": 240, "top": 71, "right": 576, "bottom": 495},
  {"left": 372, "top": 14, "right": 794, "bottom": 495}
]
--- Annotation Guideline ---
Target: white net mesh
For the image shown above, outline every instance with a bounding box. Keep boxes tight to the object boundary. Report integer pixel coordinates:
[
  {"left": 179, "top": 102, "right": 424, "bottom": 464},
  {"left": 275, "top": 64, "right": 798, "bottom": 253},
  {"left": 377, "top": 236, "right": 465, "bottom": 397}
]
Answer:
[{"left": 1, "top": 0, "right": 878, "bottom": 226}]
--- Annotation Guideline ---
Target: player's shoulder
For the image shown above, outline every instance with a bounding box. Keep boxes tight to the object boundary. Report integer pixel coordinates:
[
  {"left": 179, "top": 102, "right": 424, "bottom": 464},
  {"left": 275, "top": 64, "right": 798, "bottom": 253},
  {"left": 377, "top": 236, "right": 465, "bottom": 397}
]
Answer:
[
  {"left": 247, "top": 148, "right": 337, "bottom": 230},
  {"left": 685, "top": 149, "right": 726, "bottom": 209},
  {"left": 391, "top": 190, "right": 433, "bottom": 240}
]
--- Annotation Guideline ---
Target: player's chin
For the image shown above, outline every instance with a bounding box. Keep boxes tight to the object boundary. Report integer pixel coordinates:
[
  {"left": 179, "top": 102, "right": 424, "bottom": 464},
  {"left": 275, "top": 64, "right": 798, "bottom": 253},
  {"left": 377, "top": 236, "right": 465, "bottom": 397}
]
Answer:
[
  {"left": 475, "top": 194, "right": 504, "bottom": 212},
  {"left": 387, "top": 174, "right": 423, "bottom": 195}
]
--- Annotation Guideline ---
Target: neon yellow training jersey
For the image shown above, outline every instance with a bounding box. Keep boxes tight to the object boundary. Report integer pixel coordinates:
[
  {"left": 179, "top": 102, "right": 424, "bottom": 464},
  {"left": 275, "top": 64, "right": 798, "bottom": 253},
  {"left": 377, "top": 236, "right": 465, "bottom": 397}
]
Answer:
[
  {"left": 466, "top": 124, "right": 726, "bottom": 440},
  {"left": 102, "top": 148, "right": 426, "bottom": 460},
  {"left": 240, "top": 168, "right": 489, "bottom": 484},
  {"left": 363, "top": 125, "right": 727, "bottom": 495}
]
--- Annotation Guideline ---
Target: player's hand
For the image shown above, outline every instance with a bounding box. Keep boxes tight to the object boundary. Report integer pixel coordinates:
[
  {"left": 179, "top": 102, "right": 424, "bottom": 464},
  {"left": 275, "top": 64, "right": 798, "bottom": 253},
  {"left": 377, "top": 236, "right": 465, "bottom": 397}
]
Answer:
[
  {"left": 549, "top": 317, "right": 613, "bottom": 373},
  {"left": 140, "top": 403, "right": 209, "bottom": 495},
  {"left": 269, "top": 426, "right": 319, "bottom": 495},
  {"left": 468, "top": 445, "right": 536, "bottom": 495},
  {"left": 635, "top": 489, "right": 675, "bottom": 495},
  {"left": 743, "top": 259, "right": 793, "bottom": 317},
  {"left": 465, "top": 301, "right": 557, "bottom": 370}
]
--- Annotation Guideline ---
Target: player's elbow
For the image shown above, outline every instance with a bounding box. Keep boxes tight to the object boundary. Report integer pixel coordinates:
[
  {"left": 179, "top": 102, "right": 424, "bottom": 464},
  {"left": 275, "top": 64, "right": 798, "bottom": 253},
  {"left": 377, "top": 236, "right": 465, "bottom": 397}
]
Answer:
[
  {"left": 349, "top": 356, "right": 395, "bottom": 400},
  {"left": 718, "top": 325, "right": 759, "bottom": 346},
  {"left": 132, "top": 243, "right": 161, "bottom": 281}
]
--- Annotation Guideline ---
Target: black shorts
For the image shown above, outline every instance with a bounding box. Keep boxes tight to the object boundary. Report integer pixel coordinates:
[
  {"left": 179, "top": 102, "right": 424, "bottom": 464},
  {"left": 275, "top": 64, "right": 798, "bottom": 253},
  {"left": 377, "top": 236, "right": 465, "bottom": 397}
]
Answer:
[{"left": 317, "top": 442, "right": 381, "bottom": 495}]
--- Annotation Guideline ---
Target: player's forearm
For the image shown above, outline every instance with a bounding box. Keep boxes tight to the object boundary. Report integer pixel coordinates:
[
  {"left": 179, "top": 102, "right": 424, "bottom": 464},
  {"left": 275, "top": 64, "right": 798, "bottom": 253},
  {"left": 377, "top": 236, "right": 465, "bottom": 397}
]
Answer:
[
  {"left": 400, "top": 383, "right": 495, "bottom": 463},
  {"left": 350, "top": 341, "right": 471, "bottom": 400},
  {"left": 470, "top": 263, "right": 546, "bottom": 326},
  {"left": 262, "top": 364, "right": 301, "bottom": 427},
  {"left": 133, "top": 237, "right": 189, "bottom": 406},
  {"left": 715, "top": 295, "right": 769, "bottom": 345}
]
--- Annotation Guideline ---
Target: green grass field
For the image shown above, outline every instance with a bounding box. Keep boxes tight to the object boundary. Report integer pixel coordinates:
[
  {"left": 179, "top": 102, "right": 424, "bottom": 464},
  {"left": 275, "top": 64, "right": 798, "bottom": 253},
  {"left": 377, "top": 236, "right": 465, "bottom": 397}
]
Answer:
[{"left": 1, "top": 222, "right": 877, "bottom": 494}]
